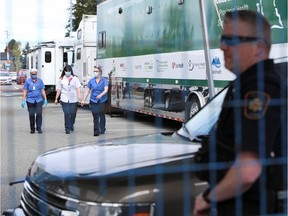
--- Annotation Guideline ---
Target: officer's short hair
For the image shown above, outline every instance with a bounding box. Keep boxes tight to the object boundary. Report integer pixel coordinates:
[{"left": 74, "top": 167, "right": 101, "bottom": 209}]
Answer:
[{"left": 224, "top": 10, "right": 271, "bottom": 50}]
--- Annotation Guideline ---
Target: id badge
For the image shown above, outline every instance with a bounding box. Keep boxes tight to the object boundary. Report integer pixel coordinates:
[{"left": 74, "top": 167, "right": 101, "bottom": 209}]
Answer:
[{"left": 33, "top": 86, "right": 36, "bottom": 90}]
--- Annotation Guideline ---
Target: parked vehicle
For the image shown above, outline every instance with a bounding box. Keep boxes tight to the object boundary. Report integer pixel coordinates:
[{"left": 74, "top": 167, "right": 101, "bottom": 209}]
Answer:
[
  {"left": 0, "top": 70, "right": 12, "bottom": 85},
  {"left": 8, "top": 72, "right": 17, "bottom": 82},
  {"left": 3, "top": 85, "right": 230, "bottom": 216},
  {"left": 16, "top": 69, "right": 29, "bottom": 85}
]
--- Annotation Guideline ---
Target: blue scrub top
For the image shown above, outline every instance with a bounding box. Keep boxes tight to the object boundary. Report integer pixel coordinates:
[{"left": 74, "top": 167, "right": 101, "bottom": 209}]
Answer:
[
  {"left": 23, "top": 78, "right": 45, "bottom": 103},
  {"left": 87, "top": 77, "right": 108, "bottom": 103}
]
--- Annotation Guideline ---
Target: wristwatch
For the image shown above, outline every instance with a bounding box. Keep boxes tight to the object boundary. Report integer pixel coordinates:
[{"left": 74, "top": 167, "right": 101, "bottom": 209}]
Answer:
[{"left": 202, "top": 188, "right": 211, "bottom": 204}]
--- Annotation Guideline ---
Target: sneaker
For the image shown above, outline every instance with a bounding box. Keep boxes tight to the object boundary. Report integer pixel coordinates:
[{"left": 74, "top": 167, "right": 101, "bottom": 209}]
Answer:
[
  {"left": 65, "top": 130, "right": 70, "bottom": 134},
  {"left": 30, "top": 130, "right": 35, "bottom": 134},
  {"left": 94, "top": 133, "right": 99, "bottom": 136}
]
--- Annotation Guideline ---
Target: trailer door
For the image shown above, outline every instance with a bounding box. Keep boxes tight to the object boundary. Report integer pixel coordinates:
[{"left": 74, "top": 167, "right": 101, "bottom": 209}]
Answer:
[{"left": 38, "top": 47, "right": 55, "bottom": 86}]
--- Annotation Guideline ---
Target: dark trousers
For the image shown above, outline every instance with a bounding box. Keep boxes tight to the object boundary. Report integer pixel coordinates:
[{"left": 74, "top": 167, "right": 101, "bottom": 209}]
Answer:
[
  {"left": 61, "top": 102, "right": 78, "bottom": 131},
  {"left": 27, "top": 100, "right": 43, "bottom": 131},
  {"left": 90, "top": 101, "right": 106, "bottom": 134}
]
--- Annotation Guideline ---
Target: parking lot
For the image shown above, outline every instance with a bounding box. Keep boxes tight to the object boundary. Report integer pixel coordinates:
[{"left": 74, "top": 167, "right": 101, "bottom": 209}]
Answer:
[{"left": 0, "top": 83, "right": 180, "bottom": 213}]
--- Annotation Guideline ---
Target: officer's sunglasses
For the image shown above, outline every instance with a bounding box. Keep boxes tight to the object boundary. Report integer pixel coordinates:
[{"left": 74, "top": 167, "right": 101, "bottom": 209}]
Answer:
[{"left": 220, "top": 35, "right": 262, "bottom": 46}]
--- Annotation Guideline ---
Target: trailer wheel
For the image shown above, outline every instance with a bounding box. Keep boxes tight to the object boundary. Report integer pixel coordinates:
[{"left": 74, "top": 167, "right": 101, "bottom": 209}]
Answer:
[
  {"left": 164, "top": 95, "right": 170, "bottom": 110},
  {"left": 185, "top": 95, "right": 200, "bottom": 121},
  {"left": 144, "top": 91, "right": 154, "bottom": 108}
]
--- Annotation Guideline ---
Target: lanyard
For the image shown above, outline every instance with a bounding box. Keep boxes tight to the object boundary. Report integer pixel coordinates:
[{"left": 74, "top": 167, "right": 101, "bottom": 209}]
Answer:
[{"left": 68, "top": 77, "right": 73, "bottom": 85}]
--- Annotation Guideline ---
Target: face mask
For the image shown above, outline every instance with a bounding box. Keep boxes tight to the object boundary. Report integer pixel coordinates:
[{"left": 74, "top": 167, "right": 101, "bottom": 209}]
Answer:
[
  {"left": 65, "top": 71, "right": 71, "bottom": 77},
  {"left": 94, "top": 72, "right": 99, "bottom": 77},
  {"left": 31, "top": 75, "right": 37, "bottom": 79}
]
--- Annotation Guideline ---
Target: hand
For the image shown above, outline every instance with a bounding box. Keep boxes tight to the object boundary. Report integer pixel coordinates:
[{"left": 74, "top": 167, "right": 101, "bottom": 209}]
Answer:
[
  {"left": 80, "top": 100, "right": 85, "bottom": 107},
  {"left": 43, "top": 99, "right": 48, "bottom": 106},
  {"left": 54, "top": 99, "right": 58, "bottom": 105},
  {"left": 21, "top": 100, "right": 25, "bottom": 108},
  {"left": 193, "top": 193, "right": 210, "bottom": 216}
]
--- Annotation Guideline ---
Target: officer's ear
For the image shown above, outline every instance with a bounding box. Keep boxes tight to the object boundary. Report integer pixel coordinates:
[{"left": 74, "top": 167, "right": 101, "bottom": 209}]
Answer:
[{"left": 255, "top": 40, "right": 267, "bottom": 57}]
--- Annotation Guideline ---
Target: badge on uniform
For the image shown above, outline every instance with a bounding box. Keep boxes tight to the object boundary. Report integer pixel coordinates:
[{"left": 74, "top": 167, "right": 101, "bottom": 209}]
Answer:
[{"left": 244, "top": 91, "right": 271, "bottom": 120}]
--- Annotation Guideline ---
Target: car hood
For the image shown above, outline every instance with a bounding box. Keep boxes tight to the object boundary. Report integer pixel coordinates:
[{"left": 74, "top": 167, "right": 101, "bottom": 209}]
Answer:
[
  {"left": 30, "top": 133, "right": 199, "bottom": 179},
  {"left": 27, "top": 133, "right": 201, "bottom": 201}
]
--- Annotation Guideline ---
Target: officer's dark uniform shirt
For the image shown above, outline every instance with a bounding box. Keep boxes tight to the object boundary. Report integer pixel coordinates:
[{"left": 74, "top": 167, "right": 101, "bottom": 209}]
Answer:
[{"left": 212, "top": 59, "right": 285, "bottom": 214}]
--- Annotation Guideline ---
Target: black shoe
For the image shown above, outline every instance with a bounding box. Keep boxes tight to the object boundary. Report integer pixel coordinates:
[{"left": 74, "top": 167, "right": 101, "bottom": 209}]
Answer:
[
  {"left": 70, "top": 127, "right": 74, "bottom": 132},
  {"left": 65, "top": 130, "right": 70, "bottom": 134},
  {"left": 30, "top": 130, "right": 35, "bottom": 134},
  {"left": 94, "top": 133, "right": 99, "bottom": 136},
  {"left": 36, "top": 128, "right": 42, "bottom": 134}
]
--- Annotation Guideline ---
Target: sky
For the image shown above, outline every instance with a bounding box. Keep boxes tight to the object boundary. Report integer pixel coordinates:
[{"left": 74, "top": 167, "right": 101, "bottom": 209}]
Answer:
[{"left": 0, "top": 0, "right": 73, "bottom": 52}]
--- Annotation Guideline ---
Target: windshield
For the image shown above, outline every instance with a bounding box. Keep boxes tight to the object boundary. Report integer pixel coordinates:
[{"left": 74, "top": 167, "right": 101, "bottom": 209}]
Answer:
[
  {"left": 176, "top": 87, "right": 229, "bottom": 141},
  {"left": 0, "top": 72, "right": 10, "bottom": 76}
]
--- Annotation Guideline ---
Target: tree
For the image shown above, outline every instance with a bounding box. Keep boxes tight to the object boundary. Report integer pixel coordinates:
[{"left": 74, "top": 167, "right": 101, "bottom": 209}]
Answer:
[
  {"left": 6, "top": 39, "right": 22, "bottom": 71},
  {"left": 65, "top": 0, "right": 108, "bottom": 36},
  {"left": 67, "top": 0, "right": 100, "bottom": 33},
  {"left": 21, "top": 42, "right": 31, "bottom": 69},
  {"left": 12, "top": 42, "right": 22, "bottom": 71}
]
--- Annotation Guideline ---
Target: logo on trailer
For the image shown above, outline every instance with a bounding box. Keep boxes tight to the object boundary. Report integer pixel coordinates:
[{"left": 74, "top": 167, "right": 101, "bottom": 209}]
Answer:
[
  {"left": 188, "top": 60, "right": 194, "bottom": 71},
  {"left": 120, "top": 63, "right": 127, "bottom": 72},
  {"left": 156, "top": 60, "right": 168, "bottom": 72},
  {"left": 172, "top": 62, "right": 184, "bottom": 69},
  {"left": 211, "top": 57, "right": 221, "bottom": 69},
  {"left": 144, "top": 61, "right": 153, "bottom": 72},
  {"left": 135, "top": 65, "right": 142, "bottom": 70}
]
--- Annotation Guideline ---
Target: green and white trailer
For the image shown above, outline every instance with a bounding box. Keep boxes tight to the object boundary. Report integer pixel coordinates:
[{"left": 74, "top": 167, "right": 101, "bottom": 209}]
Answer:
[{"left": 97, "top": 0, "right": 287, "bottom": 122}]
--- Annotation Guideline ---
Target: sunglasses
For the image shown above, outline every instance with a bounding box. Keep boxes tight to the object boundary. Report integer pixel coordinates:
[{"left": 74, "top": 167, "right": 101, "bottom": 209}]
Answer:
[{"left": 220, "top": 35, "right": 261, "bottom": 46}]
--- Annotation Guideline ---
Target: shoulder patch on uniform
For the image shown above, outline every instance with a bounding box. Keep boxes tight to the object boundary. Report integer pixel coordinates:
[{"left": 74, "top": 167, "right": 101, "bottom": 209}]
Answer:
[{"left": 244, "top": 91, "right": 271, "bottom": 120}]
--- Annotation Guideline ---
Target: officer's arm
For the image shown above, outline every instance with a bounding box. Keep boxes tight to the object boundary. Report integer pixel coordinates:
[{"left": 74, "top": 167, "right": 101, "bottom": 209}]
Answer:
[{"left": 207, "top": 151, "right": 262, "bottom": 202}]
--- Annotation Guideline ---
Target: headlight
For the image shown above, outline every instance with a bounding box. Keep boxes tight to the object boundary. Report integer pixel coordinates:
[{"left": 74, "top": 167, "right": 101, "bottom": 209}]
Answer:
[
  {"left": 75, "top": 202, "right": 155, "bottom": 216},
  {"left": 22, "top": 180, "right": 155, "bottom": 216}
]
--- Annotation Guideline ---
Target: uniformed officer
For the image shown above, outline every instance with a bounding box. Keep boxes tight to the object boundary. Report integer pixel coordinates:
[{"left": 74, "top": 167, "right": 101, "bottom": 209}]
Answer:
[
  {"left": 21, "top": 68, "right": 48, "bottom": 134},
  {"left": 193, "top": 10, "right": 286, "bottom": 216}
]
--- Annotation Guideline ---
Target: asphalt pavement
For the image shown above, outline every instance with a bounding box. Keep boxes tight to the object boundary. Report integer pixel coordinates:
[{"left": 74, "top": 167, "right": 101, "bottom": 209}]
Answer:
[{"left": 0, "top": 82, "right": 180, "bottom": 213}]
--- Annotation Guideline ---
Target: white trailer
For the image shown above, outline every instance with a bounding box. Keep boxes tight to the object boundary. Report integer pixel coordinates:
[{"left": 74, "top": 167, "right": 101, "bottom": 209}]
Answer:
[
  {"left": 27, "top": 35, "right": 75, "bottom": 95},
  {"left": 72, "top": 14, "right": 97, "bottom": 103}
]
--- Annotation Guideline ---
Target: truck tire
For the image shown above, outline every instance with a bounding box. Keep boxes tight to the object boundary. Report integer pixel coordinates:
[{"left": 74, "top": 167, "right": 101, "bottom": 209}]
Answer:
[
  {"left": 164, "top": 95, "right": 170, "bottom": 110},
  {"left": 185, "top": 95, "right": 201, "bottom": 121},
  {"left": 144, "top": 90, "right": 154, "bottom": 108}
]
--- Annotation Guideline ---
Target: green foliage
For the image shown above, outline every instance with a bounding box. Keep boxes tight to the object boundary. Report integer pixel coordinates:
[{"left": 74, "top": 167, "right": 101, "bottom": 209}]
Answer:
[
  {"left": 6, "top": 39, "right": 22, "bottom": 71},
  {"left": 21, "top": 43, "right": 31, "bottom": 69},
  {"left": 69, "top": 0, "right": 99, "bottom": 32}
]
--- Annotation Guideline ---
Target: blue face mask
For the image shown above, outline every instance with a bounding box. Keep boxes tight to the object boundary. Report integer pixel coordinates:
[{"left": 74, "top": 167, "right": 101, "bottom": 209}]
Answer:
[
  {"left": 65, "top": 71, "right": 71, "bottom": 77},
  {"left": 31, "top": 75, "right": 37, "bottom": 79}
]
